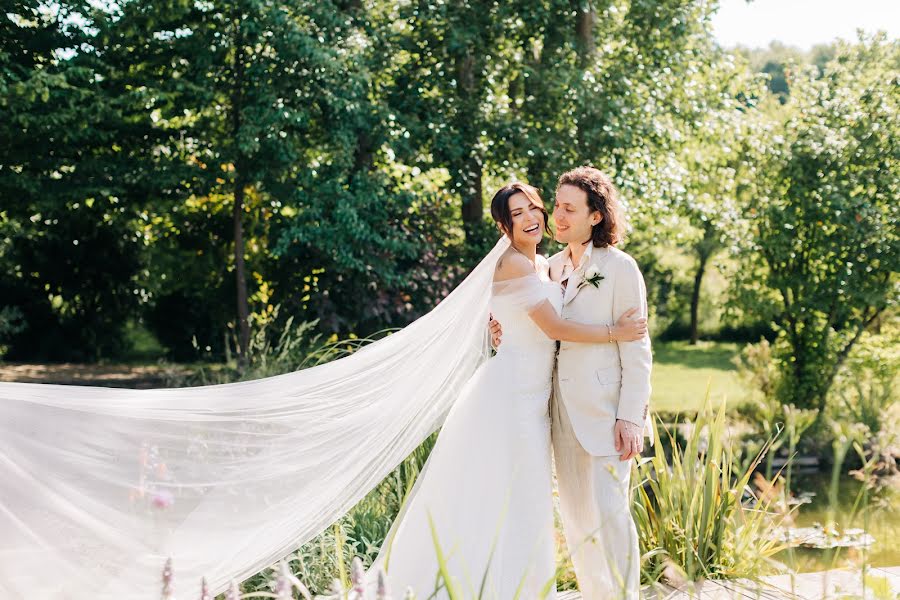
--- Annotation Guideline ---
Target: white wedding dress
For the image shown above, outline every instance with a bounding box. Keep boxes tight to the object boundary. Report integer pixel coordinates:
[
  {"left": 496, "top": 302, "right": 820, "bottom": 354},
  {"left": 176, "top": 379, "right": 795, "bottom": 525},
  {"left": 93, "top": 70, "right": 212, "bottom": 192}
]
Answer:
[
  {"left": 0, "top": 237, "right": 565, "bottom": 600},
  {"left": 372, "top": 256, "right": 563, "bottom": 600}
]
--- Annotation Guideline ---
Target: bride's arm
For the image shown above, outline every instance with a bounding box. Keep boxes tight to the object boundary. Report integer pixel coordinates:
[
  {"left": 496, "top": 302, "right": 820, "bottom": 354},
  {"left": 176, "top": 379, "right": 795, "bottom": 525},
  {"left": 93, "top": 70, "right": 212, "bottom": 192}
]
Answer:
[
  {"left": 527, "top": 301, "right": 637, "bottom": 343},
  {"left": 494, "top": 309, "right": 645, "bottom": 345},
  {"left": 495, "top": 253, "right": 646, "bottom": 343},
  {"left": 529, "top": 302, "right": 648, "bottom": 343}
]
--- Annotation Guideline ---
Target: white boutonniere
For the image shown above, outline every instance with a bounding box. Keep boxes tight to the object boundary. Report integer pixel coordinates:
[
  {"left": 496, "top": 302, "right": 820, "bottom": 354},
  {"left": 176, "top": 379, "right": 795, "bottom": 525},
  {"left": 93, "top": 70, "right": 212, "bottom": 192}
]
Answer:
[{"left": 577, "top": 265, "right": 605, "bottom": 290}]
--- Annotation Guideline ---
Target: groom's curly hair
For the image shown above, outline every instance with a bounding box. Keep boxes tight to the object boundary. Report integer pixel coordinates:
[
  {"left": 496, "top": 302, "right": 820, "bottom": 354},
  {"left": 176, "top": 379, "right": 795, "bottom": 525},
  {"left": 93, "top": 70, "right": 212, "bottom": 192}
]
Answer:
[{"left": 556, "top": 166, "right": 626, "bottom": 247}]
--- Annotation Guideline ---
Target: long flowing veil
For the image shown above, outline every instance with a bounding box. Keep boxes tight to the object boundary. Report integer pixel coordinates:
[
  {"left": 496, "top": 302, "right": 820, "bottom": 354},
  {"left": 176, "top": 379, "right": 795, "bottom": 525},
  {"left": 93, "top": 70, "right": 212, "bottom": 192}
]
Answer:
[{"left": 0, "top": 236, "right": 511, "bottom": 600}]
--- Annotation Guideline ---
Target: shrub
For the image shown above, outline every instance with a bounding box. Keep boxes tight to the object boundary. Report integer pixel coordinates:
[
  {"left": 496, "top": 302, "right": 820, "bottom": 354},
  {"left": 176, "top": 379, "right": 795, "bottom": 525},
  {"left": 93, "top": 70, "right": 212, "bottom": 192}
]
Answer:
[
  {"left": 633, "top": 401, "right": 792, "bottom": 584},
  {"left": 0, "top": 305, "right": 26, "bottom": 359}
]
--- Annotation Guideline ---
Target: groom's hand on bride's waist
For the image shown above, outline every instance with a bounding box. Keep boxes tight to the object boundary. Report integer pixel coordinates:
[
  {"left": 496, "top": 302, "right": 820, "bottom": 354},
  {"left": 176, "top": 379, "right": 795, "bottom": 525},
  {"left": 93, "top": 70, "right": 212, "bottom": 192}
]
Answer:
[
  {"left": 615, "top": 419, "right": 644, "bottom": 461},
  {"left": 489, "top": 314, "right": 503, "bottom": 348}
]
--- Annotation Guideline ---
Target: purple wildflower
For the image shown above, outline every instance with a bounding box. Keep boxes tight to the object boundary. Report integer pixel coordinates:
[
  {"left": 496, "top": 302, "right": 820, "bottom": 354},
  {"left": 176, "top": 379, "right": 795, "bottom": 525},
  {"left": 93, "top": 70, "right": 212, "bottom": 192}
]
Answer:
[
  {"left": 151, "top": 489, "right": 175, "bottom": 510},
  {"left": 161, "top": 557, "right": 174, "bottom": 600},
  {"left": 329, "top": 577, "right": 346, "bottom": 597},
  {"left": 376, "top": 568, "right": 390, "bottom": 600},
  {"left": 225, "top": 580, "right": 241, "bottom": 600},
  {"left": 350, "top": 557, "right": 366, "bottom": 596},
  {"left": 200, "top": 576, "right": 211, "bottom": 600},
  {"left": 274, "top": 560, "right": 293, "bottom": 600}
]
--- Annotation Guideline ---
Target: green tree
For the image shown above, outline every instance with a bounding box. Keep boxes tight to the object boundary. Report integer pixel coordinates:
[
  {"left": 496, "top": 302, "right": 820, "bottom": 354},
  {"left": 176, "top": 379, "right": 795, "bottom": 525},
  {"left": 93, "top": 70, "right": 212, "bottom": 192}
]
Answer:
[
  {"left": 672, "top": 58, "right": 769, "bottom": 344},
  {"left": 267, "top": 2, "right": 469, "bottom": 336},
  {"left": 378, "top": 0, "right": 525, "bottom": 253},
  {"left": 89, "top": 0, "right": 429, "bottom": 358},
  {"left": 731, "top": 34, "right": 899, "bottom": 414},
  {"left": 96, "top": 0, "right": 358, "bottom": 364},
  {"left": 0, "top": 1, "right": 152, "bottom": 360},
  {"left": 569, "top": 1, "right": 762, "bottom": 329},
  {"left": 736, "top": 41, "right": 837, "bottom": 103}
]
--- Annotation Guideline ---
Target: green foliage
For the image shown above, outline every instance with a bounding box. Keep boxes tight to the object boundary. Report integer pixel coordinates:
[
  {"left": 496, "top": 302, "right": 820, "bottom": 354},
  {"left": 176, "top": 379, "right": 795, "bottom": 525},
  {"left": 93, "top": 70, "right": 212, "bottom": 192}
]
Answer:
[
  {"left": 1, "top": 0, "right": 750, "bottom": 360},
  {"left": 737, "top": 41, "right": 837, "bottom": 102},
  {"left": 1, "top": 0, "right": 894, "bottom": 387},
  {"left": 733, "top": 321, "right": 898, "bottom": 468},
  {"left": 731, "top": 338, "right": 781, "bottom": 406},
  {"left": 730, "top": 34, "right": 900, "bottom": 415},
  {"left": 164, "top": 305, "right": 321, "bottom": 385},
  {"left": 0, "top": 1, "right": 152, "bottom": 359},
  {"left": 633, "top": 402, "right": 791, "bottom": 584},
  {"left": 827, "top": 315, "right": 900, "bottom": 460},
  {"left": 1, "top": 206, "right": 146, "bottom": 360},
  {"left": 0, "top": 305, "right": 26, "bottom": 358},
  {"left": 142, "top": 196, "right": 237, "bottom": 361}
]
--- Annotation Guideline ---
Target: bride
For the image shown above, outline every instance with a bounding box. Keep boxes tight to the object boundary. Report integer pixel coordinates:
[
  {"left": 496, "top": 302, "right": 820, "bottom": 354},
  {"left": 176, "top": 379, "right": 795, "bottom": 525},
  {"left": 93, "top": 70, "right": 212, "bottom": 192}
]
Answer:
[
  {"left": 0, "top": 182, "right": 644, "bottom": 600},
  {"left": 370, "top": 182, "right": 645, "bottom": 599}
]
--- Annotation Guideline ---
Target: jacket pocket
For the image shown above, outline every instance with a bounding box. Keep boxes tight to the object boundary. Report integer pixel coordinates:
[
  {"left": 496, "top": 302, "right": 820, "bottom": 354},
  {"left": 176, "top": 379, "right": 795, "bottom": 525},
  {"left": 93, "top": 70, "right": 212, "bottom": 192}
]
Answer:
[{"left": 595, "top": 365, "right": 622, "bottom": 385}]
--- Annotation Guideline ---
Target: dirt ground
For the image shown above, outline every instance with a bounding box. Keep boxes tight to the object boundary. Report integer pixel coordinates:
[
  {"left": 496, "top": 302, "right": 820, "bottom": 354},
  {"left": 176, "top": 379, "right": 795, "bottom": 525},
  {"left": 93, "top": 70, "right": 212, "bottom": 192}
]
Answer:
[{"left": 0, "top": 363, "right": 193, "bottom": 389}]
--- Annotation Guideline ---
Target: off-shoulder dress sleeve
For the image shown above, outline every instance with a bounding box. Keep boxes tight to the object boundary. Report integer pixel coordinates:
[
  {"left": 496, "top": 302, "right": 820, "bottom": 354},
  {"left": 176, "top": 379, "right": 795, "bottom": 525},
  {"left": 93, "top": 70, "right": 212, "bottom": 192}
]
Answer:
[{"left": 491, "top": 273, "right": 548, "bottom": 312}]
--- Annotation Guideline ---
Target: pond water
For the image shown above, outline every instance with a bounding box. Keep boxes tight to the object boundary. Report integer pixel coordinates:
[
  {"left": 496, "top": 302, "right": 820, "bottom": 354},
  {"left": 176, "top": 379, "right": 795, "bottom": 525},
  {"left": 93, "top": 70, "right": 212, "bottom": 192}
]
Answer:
[{"left": 777, "top": 472, "right": 900, "bottom": 572}]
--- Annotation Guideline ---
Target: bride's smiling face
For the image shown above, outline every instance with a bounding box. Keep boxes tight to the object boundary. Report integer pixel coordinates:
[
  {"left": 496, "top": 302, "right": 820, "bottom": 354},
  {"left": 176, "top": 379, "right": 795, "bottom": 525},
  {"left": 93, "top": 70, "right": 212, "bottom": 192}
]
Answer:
[{"left": 504, "top": 193, "right": 545, "bottom": 245}]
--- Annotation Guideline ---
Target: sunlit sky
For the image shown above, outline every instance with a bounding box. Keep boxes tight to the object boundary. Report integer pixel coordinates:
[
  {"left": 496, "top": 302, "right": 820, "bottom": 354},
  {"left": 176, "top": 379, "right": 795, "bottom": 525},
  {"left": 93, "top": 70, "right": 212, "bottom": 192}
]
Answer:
[{"left": 711, "top": 0, "right": 900, "bottom": 49}]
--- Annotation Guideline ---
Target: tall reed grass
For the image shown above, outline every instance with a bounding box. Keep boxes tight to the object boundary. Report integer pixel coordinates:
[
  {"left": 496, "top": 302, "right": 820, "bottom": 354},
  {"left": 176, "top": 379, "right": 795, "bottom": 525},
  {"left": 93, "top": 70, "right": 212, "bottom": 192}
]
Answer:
[{"left": 632, "top": 399, "right": 792, "bottom": 585}]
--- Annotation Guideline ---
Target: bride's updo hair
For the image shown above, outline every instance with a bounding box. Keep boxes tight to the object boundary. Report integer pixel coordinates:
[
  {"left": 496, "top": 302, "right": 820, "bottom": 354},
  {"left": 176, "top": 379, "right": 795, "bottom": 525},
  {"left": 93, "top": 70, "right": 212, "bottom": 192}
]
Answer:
[{"left": 490, "top": 182, "right": 549, "bottom": 239}]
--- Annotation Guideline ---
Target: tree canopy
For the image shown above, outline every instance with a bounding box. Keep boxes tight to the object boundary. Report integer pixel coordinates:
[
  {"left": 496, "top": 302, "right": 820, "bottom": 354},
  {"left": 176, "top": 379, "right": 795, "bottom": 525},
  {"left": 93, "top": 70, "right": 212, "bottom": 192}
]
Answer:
[{"left": 1, "top": 1, "right": 896, "bottom": 419}]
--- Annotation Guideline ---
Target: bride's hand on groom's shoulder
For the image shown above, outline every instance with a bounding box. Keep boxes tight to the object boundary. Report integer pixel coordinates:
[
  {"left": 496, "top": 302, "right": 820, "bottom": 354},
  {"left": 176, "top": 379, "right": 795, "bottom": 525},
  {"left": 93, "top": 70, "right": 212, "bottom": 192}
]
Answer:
[{"left": 615, "top": 419, "right": 644, "bottom": 461}]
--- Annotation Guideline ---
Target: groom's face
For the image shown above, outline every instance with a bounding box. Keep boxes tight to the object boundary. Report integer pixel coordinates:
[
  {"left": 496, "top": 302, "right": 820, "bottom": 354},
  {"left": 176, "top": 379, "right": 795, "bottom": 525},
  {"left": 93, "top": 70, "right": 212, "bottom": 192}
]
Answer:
[{"left": 553, "top": 184, "right": 601, "bottom": 245}]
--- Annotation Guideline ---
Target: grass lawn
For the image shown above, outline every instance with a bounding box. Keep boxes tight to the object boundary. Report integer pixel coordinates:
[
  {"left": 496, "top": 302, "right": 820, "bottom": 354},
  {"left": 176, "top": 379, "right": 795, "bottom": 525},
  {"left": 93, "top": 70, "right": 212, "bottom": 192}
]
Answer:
[{"left": 650, "top": 340, "right": 750, "bottom": 413}]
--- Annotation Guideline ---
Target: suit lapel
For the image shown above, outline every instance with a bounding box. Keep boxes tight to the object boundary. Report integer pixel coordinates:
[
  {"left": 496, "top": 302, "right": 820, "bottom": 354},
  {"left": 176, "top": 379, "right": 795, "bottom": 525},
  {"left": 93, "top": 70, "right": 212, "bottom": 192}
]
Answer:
[
  {"left": 563, "top": 268, "right": 582, "bottom": 306},
  {"left": 563, "top": 245, "right": 612, "bottom": 306},
  {"left": 549, "top": 250, "right": 580, "bottom": 307},
  {"left": 548, "top": 251, "right": 565, "bottom": 283},
  {"left": 563, "top": 244, "right": 590, "bottom": 306}
]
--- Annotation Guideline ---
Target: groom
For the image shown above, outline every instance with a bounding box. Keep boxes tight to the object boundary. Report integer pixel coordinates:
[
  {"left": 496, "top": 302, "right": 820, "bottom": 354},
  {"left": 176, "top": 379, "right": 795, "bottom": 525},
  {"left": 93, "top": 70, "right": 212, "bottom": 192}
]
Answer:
[{"left": 491, "top": 166, "right": 652, "bottom": 599}]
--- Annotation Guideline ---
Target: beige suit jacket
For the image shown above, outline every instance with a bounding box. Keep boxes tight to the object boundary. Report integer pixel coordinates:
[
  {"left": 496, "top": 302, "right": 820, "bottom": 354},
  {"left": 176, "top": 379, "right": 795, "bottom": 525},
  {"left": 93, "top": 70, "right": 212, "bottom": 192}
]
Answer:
[{"left": 549, "top": 244, "right": 653, "bottom": 457}]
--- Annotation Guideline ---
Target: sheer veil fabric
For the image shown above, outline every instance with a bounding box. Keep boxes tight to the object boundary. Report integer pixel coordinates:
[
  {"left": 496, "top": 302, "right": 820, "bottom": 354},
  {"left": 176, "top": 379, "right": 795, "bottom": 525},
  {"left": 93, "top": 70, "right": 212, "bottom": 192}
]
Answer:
[{"left": 0, "top": 236, "right": 513, "bottom": 600}]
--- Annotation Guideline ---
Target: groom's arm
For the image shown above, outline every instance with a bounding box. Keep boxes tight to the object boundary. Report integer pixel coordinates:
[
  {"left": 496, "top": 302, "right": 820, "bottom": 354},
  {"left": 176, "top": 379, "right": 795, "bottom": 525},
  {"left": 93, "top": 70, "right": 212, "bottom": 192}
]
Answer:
[{"left": 611, "top": 255, "right": 652, "bottom": 428}]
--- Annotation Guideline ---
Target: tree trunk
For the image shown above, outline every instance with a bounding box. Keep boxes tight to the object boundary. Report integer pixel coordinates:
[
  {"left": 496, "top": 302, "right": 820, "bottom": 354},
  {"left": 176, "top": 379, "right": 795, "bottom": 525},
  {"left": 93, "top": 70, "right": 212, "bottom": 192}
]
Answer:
[
  {"left": 460, "top": 156, "right": 484, "bottom": 230},
  {"left": 689, "top": 251, "right": 708, "bottom": 345},
  {"left": 232, "top": 173, "right": 251, "bottom": 367},
  {"left": 456, "top": 49, "right": 483, "bottom": 241},
  {"left": 351, "top": 130, "right": 374, "bottom": 178},
  {"left": 231, "top": 17, "right": 251, "bottom": 368},
  {"left": 576, "top": 6, "right": 596, "bottom": 68}
]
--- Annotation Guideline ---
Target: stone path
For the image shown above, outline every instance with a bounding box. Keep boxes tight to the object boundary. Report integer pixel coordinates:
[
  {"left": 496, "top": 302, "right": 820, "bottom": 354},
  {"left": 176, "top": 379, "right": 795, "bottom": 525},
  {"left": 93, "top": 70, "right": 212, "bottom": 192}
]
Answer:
[{"left": 557, "top": 566, "right": 900, "bottom": 599}]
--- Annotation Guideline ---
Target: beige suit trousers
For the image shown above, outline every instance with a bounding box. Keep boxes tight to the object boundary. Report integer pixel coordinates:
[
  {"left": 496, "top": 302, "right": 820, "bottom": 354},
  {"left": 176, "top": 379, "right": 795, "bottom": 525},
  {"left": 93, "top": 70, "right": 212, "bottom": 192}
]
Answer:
[{"left": 552, "top": 371, "right": 640, "bottom": 600}]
